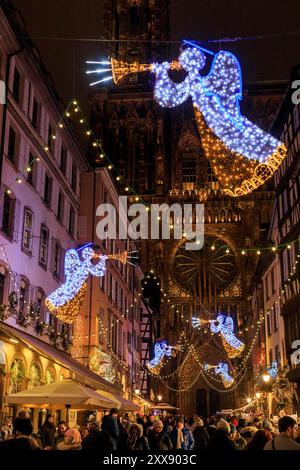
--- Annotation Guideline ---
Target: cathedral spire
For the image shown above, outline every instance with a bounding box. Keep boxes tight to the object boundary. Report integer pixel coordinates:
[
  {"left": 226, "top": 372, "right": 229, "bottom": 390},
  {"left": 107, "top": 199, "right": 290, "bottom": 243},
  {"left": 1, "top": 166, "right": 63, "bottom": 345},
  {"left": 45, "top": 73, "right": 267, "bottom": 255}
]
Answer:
[{"left": 102, "top": 0, "right": 170, "bottom": 62}]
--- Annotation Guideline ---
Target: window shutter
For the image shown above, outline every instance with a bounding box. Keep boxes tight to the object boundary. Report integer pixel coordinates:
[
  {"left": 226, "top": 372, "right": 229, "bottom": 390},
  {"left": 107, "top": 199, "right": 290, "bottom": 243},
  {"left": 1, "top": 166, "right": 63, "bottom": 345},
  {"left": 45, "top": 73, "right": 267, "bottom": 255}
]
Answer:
[
  {"left": 13, "top": 199, "right": 21, "bottom": 242},
  {"left": 0, "top": 187, "right": 4, "bottom": 229},
  {"left": 50, "top": 236, "right": 56, "bottom": 274},
  {"left": 60, "top": 247, "right": 65, "bottom": 282}
]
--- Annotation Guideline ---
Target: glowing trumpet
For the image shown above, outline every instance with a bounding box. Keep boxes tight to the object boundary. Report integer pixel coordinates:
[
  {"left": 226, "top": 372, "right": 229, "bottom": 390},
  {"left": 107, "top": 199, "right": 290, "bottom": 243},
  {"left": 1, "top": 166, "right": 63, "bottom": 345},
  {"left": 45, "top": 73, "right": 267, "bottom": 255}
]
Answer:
[
  {"left": 110, "top": 58, "right": 181, "bottom": 84},
  {"left": 85, "top": 58, "right": 181, "bottom": 86}
]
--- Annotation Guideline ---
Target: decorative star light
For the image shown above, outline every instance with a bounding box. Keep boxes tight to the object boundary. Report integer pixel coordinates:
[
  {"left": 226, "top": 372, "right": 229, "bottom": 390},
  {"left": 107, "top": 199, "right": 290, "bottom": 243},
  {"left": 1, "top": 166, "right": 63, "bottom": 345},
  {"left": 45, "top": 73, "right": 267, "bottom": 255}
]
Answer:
[
  {"left": 214, "top": 362, "right": 234, "bottom": 388},
  {"left": 109, "top": 39, "right": 287, "bottom": 196}
]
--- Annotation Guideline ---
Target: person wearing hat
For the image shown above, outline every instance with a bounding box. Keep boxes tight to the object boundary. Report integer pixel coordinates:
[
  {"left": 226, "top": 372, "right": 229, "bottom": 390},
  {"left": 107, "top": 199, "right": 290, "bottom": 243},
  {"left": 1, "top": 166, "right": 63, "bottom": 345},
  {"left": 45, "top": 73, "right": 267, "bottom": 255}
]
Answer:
[
  {"left": 207, "top": 418, "right": 235, "bottom": 450},
  {"left": 125, "top": 423, "right": 150, "bottom": 451},
  {"left": 148, "top": 419, "right": 173, "bottom": 450},
  {"left": 192, "top": 417, "right": 210, "bottom": 450},
  {"left": 239, "top": 426, "right": 257, "bottom": 446},
  {"left": 229, "top": 423, "right": 247, "bottom": 450}
]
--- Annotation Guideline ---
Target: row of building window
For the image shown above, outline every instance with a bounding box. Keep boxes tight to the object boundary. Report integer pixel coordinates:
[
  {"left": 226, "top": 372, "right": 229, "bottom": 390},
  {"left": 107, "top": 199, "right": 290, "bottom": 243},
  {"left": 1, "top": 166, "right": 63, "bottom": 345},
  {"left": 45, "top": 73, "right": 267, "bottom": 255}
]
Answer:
[
  {"left": 7, "top": 123, "right": 78, "bottom": 202},
  {"left": 2, "top": 190, "right": 75, "bottom": 246},
  {"left": 1, "top": 199, "right": 65, "bottom": 280},
  {"left": 9, "top": 63, "right": 79, "bottom": 192}
]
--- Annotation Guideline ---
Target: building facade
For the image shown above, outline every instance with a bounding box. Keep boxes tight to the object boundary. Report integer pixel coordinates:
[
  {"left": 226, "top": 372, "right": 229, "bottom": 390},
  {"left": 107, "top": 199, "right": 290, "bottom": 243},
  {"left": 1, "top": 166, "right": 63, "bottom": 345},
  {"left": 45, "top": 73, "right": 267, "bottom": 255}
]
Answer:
[
  {"left": 271, "top": 64, "right": 300, "bottom": 412},
  {"left": 0, "top": 1, "right": 127, "bottom": 428}
]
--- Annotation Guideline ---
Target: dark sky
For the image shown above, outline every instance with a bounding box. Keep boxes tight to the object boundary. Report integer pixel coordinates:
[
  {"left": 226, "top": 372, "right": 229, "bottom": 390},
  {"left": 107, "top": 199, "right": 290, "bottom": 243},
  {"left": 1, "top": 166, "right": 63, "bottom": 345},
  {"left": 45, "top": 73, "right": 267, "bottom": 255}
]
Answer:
[{"left": 12, "top": 0, "right": 300, "bottom": 108}]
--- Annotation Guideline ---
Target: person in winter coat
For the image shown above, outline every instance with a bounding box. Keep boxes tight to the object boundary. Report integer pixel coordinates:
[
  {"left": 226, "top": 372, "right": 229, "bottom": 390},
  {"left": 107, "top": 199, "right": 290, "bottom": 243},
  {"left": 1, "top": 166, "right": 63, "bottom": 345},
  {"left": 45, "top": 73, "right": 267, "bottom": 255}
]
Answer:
[
  {"left": 170, "top": 419, "right": 195, "bottom": 450},
  {"left": 101, "top": 408, "right": 120, "bottom": 450},
  {"left": 247, "top": 429, "right": 272, "bottom": 451},
  {"left": 57, "top": 428, "right": 82, "bottom": 450},
  {"left": 208, "top": 418, "right": 236, "bottom": 451},
  {"left": 229, "top": 423, "right": 247, "bottom": 450},
  {"left": 192, "top": 418, "right": 210, "bottom": 450},
  {"left": 125, "top": 423, "right": 150, "bottom": 451},
  {"left": 82, "top": 421, "right": 113, "bottom": 451},
  {"left": 148, "top": 419, "right": 173, "bottom": 450},
  {"left": 39, "top": 414, "right": 56, "bottom": 449}
]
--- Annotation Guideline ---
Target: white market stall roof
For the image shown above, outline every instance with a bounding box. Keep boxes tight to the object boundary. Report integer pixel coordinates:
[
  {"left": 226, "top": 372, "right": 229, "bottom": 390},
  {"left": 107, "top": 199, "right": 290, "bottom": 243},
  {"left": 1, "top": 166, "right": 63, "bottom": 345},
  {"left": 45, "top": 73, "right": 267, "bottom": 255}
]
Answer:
[
  {"left": 4, "top": 378, "right": 116, "bottom": 410},
  {"left": 99, "top": 390, "right": 140, "bottom": 412}
]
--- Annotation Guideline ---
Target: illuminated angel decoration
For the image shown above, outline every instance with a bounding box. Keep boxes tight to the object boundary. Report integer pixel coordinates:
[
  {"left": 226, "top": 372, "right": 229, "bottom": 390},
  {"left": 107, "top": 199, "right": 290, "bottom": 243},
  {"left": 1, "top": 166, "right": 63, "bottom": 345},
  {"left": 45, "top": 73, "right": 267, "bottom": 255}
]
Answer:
[
  {"left": 104, "top": 40, "right": 286, "bottom": 196},
  {"left": 210, "top": 315, "right": 245, "bottom": 358},
  {"left": 152, "top": 42, "right": 286, "bottom": 196},
  {"left": 146, "top": 341, "right": 181, "bottom": 375},
  {"left": 192, "top": 314, "right": 244, "bottom": 358},
  {"left": 214, "top": 362, "right": 234, "bottom": 388},
  {"left": 46, "top": 246, "right": 137, "bottom": 324},
  {"left": 46, "top": 247, "right": 107, "bottom": 324}
]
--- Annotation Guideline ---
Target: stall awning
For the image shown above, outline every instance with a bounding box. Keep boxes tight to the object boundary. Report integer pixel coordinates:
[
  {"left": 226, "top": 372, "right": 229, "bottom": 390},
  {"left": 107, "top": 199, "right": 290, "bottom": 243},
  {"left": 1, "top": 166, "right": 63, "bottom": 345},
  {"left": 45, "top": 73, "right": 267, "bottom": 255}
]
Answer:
[
  {"left": 0, "top": 322, "right": 122, "bottom": 394},
  {"left": 99, "top": 390, "right": 140, "bottom": 412},
  {"left": 4, "top": 378, "right": 115, "bottom": 410},
  {"left": 149, "top": 402, "right": 180, "bottom": 411}
]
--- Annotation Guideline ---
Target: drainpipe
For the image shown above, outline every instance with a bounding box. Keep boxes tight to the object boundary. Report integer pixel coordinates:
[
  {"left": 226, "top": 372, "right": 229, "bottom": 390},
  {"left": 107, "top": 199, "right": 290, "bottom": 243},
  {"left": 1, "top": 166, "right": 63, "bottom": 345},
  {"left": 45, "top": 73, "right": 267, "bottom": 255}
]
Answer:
[
  {"left": 0, "top": 46, "right": 24, "bottom": 184},
  {"left": 88, "top": 171, "right": 96, "bottom": 362}
]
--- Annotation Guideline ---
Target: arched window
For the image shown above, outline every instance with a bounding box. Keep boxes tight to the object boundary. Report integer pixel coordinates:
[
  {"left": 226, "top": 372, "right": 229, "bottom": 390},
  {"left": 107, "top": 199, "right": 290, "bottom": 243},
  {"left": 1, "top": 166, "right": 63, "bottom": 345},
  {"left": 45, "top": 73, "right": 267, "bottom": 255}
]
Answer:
[
  {"left": 182, "top": 154, "right": 197, "bottom": 190},
  {"left": 45, "top": 368, "right": 56, "bottom": 384},
  {"left": 29, "top": 363, "right": 41, "bottom": 389},
  {"left": 9, "top": 359, "right": 25, "bottom": 393}
]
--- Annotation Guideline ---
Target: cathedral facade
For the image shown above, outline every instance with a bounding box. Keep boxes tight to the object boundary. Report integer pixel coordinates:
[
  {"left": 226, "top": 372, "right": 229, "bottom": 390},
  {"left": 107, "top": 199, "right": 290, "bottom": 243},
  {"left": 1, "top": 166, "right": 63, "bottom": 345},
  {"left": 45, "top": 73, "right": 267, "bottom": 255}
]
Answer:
[{"left": 88, "top": 0, "right": 284, "bottom": 415}]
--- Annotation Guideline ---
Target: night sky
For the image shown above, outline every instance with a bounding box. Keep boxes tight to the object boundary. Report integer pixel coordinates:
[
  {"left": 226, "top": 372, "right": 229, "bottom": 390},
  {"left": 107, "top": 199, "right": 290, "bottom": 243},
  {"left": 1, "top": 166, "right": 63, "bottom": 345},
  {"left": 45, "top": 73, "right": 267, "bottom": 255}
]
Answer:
[{"left": 12, "top": 0, "right": 300, "bottom": 107}]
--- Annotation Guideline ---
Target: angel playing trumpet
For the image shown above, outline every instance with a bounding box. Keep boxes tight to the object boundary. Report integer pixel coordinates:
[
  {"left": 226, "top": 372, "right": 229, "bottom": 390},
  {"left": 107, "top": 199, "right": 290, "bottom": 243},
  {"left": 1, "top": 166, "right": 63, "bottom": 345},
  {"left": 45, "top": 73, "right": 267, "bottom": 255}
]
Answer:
[
  {"left": 86, "top": 39, "right": 286, "bottom": 197},
  {"left": 192, "top": 314, "right": 245, "bottom": 359},
  {"left": 146, "top": 340, "right": 184, "bottom": 375},
  {"left": 45, "top": 245, "right": 138, "bottom": 324},
  {"left": 203, "top": 362, "right": 234, "bottom": 389}
]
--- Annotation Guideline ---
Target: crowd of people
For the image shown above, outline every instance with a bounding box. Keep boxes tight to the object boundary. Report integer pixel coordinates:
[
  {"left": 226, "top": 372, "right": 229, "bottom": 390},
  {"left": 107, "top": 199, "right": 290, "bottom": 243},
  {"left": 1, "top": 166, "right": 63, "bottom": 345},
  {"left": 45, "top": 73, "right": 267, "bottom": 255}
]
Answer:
[{"left": 0, "top": 407, "right": 300, "bottom": 451}]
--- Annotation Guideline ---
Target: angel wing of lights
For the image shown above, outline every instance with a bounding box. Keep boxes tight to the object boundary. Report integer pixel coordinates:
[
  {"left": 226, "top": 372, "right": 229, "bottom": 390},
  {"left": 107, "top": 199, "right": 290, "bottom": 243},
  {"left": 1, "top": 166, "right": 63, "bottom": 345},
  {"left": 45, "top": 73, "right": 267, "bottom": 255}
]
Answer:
[{"left": 85, "top": 59, "right": 113, "bottom": 86}]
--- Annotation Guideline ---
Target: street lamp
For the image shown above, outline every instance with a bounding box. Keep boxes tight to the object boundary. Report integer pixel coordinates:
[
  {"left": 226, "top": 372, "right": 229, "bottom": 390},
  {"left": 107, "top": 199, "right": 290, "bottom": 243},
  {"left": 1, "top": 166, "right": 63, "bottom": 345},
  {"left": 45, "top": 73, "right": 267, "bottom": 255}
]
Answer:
[
  {"left": 262, "top": 373, "right": 271, "bottom": 383},
  {"left": 255, "top": 392, "right": 261, "bottom": 399},
  {"left": 246, "top": 397, "right": 251, "bottom": 404},
  {"left": 157, "top": 395, "right": 162, "bottom": 402}
]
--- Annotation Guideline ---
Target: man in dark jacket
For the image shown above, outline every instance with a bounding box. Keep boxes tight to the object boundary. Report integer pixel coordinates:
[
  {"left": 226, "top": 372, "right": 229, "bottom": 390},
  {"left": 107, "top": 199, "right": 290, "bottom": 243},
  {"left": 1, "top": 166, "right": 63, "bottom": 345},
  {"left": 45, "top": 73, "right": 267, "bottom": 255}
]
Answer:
[
  {"left": 101, "top": 408, "right": 120, "bottom": 450},
  {"left": 39, "top": 414, "right": 56, "bottom": 449}
]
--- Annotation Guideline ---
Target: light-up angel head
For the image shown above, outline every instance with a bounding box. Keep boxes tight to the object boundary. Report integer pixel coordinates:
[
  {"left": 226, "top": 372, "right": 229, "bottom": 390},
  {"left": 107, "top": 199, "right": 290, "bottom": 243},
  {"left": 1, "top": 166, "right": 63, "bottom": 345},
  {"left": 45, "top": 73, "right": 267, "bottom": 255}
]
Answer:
[{"left": 179, "top": 47, "right": 206, "bottom": 73}]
